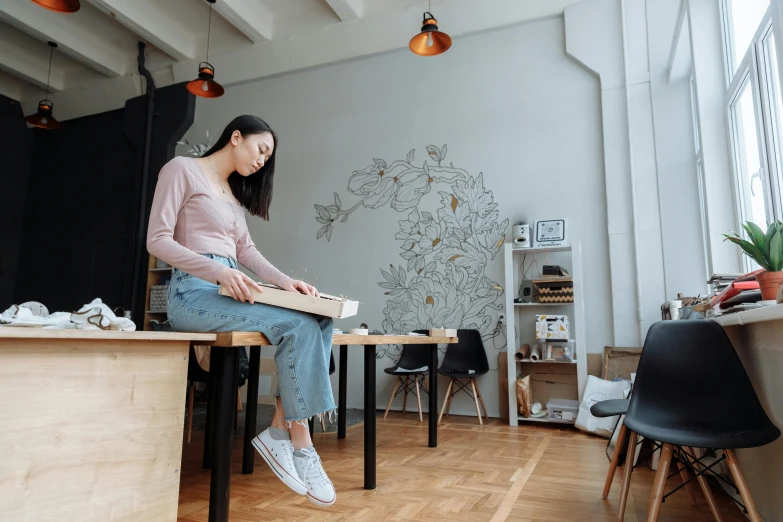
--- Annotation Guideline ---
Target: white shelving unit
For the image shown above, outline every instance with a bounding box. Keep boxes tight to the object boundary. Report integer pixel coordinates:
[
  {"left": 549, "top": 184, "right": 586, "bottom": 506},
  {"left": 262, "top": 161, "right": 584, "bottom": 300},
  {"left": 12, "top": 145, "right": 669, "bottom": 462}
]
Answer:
[{"left": 503, "top": 242, "right": 588, "bottom": 426}]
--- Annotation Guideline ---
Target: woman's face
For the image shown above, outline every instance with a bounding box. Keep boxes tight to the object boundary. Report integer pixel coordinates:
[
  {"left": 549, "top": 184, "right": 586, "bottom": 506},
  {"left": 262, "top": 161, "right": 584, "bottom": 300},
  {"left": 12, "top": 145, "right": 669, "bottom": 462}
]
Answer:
[{"left": 230, "top": 130, "right": 274, "bottom": 176}]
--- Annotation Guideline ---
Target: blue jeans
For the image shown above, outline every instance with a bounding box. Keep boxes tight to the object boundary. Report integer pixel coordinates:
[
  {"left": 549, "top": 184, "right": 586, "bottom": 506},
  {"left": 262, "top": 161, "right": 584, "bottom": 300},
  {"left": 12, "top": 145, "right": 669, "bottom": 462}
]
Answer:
[{"left": 167, "top": 254, "right": 335, "bottom": 423}]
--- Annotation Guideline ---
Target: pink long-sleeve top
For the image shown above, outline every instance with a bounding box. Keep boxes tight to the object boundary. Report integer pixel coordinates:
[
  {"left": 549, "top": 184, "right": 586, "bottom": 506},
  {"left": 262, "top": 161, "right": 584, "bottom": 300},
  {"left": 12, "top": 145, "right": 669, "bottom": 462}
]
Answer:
[{"left": 146, "top": 156, "right": 291, "bottom": 287}]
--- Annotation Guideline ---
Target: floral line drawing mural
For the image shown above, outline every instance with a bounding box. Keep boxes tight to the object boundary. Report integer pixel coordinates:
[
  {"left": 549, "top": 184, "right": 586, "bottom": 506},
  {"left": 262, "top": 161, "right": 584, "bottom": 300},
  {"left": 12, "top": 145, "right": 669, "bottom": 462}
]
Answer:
[{"left": 315, "top": 145, "right": 510, "bottom": 367}]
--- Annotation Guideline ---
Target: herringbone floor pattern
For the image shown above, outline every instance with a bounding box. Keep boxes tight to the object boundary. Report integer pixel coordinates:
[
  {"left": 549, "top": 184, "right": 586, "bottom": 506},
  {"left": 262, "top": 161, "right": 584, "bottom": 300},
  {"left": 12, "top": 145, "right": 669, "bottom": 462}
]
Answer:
[{"left": 177, "top": 413, "right": 747, "bottom": 521}]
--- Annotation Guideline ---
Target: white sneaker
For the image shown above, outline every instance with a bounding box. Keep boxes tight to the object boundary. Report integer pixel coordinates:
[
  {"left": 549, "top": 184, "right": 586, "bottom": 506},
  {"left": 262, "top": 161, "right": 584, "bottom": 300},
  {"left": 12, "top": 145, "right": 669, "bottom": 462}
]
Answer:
[
  {"left": 252, "top": 429, "right": 307, "bottom": 495},
  {"left": 294, "top": 447, "right": 336, "bottom": 507}
]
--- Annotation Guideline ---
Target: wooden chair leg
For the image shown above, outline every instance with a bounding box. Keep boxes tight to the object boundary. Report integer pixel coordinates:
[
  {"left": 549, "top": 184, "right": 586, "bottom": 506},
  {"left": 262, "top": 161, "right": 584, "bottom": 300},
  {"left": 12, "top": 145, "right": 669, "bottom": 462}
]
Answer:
[
  {"left": 684, "top": 446, "right": 724, "bottom": 522},
  {"left": 438, "top": 379, "right": 454, "bottom": 424},
  {"left": 237, "top": 388, "right": 242, "bottom": 411},
  {"left": 618, "top": 430, "right": 638, "bottom": 522},
  {"left": 646, "top": 443, "right": 674, "bottom": 522},
  {"left": 473, "top": 378, "right": 489, "bottom": 419},
  {"left": 445, "top": 380, "right": 455, "bottom": 417},
  {"left": 383, "top": 377, "right": 402, "bottom": 419},
  {"left": 421, "top": 375, "right": 430, "bottom": 393},
  {"left": 414, "top": 375, "right": 423, "bottom": 423},
  {"left": 320, "top": 414, "right": 326, "bottom": 432},
  {"left": 401, "top": 376, "right": 409, "bottom": 415},
  {"left": 725, "top": 449, "right": 762, "bottom": 522},
  {"left": 602, "top": 422, "right": 628, "bottom": 498},
  {"left": 675, "top": 447, "right": 698, "bottom": 506},
  {"left": 470, "top": 379, "right": 483, "bottom": 425},
  {"left": 187, "top": 382, "right": 195, "bottom": 444}
]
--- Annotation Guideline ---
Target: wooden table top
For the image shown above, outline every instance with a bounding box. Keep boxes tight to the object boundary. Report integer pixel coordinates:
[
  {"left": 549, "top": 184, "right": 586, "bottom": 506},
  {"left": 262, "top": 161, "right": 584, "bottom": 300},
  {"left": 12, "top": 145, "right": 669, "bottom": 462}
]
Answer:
[
  {"left": 0, "top": 327, "right": 216, "bottom": 342},
  {"left": 205, "top": 331, "right": 458, "bottom": 347}
]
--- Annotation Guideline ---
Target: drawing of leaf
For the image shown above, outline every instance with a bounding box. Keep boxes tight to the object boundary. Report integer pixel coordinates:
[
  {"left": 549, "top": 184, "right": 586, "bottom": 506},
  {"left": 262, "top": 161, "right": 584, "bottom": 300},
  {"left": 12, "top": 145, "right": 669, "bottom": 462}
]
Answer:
[
  {"left": 416, "top": 256, "right": 426, "bottom": 272},
  {"left": 317, "top": 225, "right": 329, "bottom": 239},
  {"left": 426, "top": 145, "right": 441, "bottom": 162},
  {"left": 408, "top": 208, "right": 420, "bottom": 225},
  {"left": 315, "top": 205, "right": 330, "bottom": 220},
  {"left": 342, "top": 214, "right": 349, "bottom": 222},
  {"left": 451, "top": 195, "right": 458, "bottom": 212},
  {"left": 374, "top": 158, "right": 387, "bottom": 169},
  {"left": 326, "top": 225, "right": 333, "bottom": 241},
  {"left": 441, "top": 144, "right": 447, "bottom": 159},
  {"left": 407, "top": 257, "right": 417, "bottom": 271},
  {"left": 407, "top": 149, "right": 415, "bottom": 163},
  {"left": 326, "top": 205, "right": 339, "bottom": 214},
  {"left": 400, "top": 251, "right": 416, "bottom": 261},
  {"left": 379, "top": 282, "right": 397, "bottom": 289},
  {"left": 426, "top": 261, "right": 437, "bottom": 273},
  {"left": 421, "top": 211, "right": 434, "bottom": 224},
  {"left": 380, "top": 267, "right": 394, "bottom": 284},
  {"left": 334, "top": 192, "right": 341, "bottom": 208},
  {"left": 316, "top": 217, "right": 330, "bottom": 225}
]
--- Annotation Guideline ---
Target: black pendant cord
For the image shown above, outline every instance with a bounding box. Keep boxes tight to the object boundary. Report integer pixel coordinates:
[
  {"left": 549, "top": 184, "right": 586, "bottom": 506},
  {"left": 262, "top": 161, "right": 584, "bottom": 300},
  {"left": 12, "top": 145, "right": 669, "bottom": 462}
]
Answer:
[
  {"left": 206, "top": 3, "right": 213, "bottom": 63},
  {"left": 45, "top": 44, "right": 53, "bottom": 100}
]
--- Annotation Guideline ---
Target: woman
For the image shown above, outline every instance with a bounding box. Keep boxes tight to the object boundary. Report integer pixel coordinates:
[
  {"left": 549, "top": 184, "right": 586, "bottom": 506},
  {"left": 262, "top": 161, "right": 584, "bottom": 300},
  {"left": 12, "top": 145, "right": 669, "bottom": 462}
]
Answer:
[{"left": 147, "top": 115, "right": 336, "bottom": 507}]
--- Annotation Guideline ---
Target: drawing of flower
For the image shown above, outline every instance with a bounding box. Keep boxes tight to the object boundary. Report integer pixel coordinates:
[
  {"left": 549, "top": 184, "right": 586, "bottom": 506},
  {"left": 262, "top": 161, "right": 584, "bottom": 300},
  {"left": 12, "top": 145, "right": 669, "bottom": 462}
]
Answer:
[{"left": 316, "top": 144, "right": 509, "bottom": 365}]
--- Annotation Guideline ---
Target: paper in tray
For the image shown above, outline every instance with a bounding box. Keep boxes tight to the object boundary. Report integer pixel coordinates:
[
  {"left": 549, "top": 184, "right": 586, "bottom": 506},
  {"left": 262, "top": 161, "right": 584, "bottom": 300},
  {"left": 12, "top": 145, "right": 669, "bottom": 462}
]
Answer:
[{"left": 218, "top": 283, "right": 359, "bottom": 319}]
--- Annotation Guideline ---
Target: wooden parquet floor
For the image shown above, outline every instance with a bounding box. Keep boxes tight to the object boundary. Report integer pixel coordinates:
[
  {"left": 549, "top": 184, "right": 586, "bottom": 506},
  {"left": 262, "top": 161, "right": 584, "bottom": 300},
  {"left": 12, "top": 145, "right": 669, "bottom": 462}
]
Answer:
[{"left": 177, "top": 413, "right": 747, "bottom": 521}]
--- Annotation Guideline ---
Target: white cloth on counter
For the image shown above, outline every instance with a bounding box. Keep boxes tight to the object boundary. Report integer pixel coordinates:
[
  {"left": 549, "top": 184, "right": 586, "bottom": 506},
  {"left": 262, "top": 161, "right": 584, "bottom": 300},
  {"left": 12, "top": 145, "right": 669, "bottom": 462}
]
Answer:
[{"left": 1, "top": 299, "right": 136, "bottom": 331}]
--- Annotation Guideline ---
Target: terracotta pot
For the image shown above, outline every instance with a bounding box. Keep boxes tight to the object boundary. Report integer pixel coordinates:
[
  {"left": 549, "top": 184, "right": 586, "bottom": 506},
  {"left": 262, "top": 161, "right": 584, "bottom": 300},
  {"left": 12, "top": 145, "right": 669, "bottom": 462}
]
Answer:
[{"left": 755, "top": 271, "right": 783, "bottom": 300}]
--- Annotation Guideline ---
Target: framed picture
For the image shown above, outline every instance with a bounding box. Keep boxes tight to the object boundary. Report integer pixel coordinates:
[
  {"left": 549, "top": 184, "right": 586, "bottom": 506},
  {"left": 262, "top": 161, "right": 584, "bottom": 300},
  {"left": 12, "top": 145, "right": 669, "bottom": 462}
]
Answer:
[{"left": 534, "top": 219, "right": 567, "bottom": 248}]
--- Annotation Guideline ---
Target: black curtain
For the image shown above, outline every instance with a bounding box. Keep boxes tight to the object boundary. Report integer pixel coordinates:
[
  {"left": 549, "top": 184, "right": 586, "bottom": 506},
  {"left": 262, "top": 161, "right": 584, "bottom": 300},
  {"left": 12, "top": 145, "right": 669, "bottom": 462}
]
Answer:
[{"left": 12, "top": 83, "right": 195, "bottom": 321}]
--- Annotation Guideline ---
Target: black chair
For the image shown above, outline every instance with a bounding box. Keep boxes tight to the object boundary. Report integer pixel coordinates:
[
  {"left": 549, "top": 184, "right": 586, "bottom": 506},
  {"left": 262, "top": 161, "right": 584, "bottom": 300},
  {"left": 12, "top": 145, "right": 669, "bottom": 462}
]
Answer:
[
  {"left": 622, "top": 321, "right": 780, "bottom": 521},
  {"left": 382, "top": 329, "right": 431, "bottom": 422},
  {"left": 437, "top": 329, "right": 490, "bottom": 425}
]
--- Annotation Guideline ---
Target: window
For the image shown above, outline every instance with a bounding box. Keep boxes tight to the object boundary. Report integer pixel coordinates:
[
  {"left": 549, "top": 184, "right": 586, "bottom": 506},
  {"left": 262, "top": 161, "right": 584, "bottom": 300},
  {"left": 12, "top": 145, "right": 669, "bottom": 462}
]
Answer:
[{"left": 721, "top": 2, "right": 783, "bottom": 269}]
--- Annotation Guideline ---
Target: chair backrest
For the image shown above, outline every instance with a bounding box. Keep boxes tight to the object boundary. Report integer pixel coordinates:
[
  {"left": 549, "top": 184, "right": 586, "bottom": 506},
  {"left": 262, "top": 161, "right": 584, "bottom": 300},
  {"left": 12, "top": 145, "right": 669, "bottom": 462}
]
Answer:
[
  {"left": 625, "top": 320, "right": 771, "bottom": 430},
  {"left": 439, "top": 329, "right": 489, "bottom": 373},
  {"left": 392, "top": 330, "right": 434, "bottom": 370}
]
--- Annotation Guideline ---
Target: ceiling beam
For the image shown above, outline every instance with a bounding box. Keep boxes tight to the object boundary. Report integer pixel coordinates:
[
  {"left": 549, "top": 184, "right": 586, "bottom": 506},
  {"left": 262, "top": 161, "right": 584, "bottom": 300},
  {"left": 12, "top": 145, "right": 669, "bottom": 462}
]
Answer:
[
  {"left": 85, "top": 0, "right": 198, "bottom": 61},
  {"left": 325, "top": 0, "right": 364, "bottom": 22},
  {"left": 0, "top": 27, "right": 66, "bottom": 92},
  {"left": 0, "top": 1, "right": 128, "bottom": 77},
  {"left": 0, "top": 71, "right": 22, "bottom": 102},
  {"left": 213, "top": 0, "right": 273, "bottom": 43}
]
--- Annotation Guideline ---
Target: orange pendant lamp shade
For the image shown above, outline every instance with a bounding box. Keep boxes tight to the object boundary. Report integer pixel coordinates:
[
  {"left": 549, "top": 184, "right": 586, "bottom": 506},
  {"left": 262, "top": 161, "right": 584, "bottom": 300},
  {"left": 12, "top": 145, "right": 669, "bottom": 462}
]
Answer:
[
  {"left": 30, "top": 0, "right": 80, "bottom": 13},
  {"left": 409, "top": 12, "right": 451, "bottom": 56},
  {"left": 188, "top": 0, "right": 224, "bottom": 98},
  {"left": 187, "top": 62, "right": 224, "bottom": 98},
  {"left": 25, "top": 42, "right": 61, "bottom": 130},
  {"left": 25, "top": 100, "right": 61, "bottom": 129}
]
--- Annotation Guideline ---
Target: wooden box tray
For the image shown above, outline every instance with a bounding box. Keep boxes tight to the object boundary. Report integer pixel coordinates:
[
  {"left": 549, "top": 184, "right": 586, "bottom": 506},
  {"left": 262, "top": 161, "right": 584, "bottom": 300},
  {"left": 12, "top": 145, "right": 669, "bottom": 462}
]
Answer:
[{"left": 218, "top": 283, "right": 359, "bottom": 319}]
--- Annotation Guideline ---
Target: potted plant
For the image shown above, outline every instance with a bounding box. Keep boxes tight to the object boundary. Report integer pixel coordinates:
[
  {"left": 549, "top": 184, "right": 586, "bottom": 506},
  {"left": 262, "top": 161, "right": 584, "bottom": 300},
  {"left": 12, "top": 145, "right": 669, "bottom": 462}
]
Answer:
[{"left": 724, "top": 221, "right": 783, "bottom": 300}]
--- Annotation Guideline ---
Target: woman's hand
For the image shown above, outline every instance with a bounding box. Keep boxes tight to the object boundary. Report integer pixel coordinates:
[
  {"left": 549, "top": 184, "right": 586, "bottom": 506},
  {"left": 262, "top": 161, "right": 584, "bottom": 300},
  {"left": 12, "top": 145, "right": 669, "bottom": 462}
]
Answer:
[
  {"left": 281, "top": 279, "right": 319, "bottom": 297},
  {"left": 217, "top": 267, "right": 264, "bottom": 304}
]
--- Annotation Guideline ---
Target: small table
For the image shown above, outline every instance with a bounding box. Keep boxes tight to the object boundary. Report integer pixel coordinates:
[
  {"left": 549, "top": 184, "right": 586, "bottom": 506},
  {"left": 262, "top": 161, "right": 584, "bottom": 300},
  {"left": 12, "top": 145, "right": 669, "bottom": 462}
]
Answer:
[{"left": 201, "top": 332, "right": 457, "bottom": 522}]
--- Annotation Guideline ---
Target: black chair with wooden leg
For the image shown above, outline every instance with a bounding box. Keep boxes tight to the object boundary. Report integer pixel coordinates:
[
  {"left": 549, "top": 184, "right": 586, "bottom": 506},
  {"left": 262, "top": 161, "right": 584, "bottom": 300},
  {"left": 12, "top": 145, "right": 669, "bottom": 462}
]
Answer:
[
  {"left": 382, "top": 330, "right": 431, "bottom": 422},
  {"left": 437, "top": 329, "right": 490, "bottom": 425},
  {"left": 623, "top": 321, "right": 780, "bottom": 522}
]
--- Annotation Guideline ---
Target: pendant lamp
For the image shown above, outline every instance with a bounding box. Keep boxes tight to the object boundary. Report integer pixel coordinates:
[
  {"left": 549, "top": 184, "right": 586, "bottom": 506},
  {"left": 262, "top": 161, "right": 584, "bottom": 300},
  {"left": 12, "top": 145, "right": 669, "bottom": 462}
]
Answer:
[
  {"left": 187, "top": 0, "right": 224, "bottom": 98},
  {"left": 30, "top": 0, "right": 80, "bottom": 13},
  {"left": 409, "top": 3, "right": 451, "bottom": 57},
  {"left": 25, "top": 41, "right": 61, "bottom": 130}
]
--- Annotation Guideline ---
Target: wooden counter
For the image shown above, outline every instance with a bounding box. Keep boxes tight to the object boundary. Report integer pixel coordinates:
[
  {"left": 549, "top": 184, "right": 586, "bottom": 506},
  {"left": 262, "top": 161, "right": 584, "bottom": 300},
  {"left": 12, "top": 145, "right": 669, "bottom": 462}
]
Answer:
[{"left": 0, "top": 328, "right": 215, "bottom": 522}]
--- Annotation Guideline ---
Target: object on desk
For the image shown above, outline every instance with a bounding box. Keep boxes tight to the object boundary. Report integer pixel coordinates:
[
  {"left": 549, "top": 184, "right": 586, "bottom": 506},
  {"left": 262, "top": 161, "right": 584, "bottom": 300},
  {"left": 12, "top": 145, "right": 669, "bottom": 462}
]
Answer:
[
  {"left": 719, "top": 289, "right": 761, "bottom": 309},
  {"left": 515, "top": 343, "right": 531, "bottom": 361},
  {"left": 535, "top": 314, "right": 569, "bottom": 340},
  {"left": 529, "top": 343, "right": 542, "bottom": 362},
  {"left": 777, "top": 283, "right": 783, "bottom": 304},
  {"left": 661, "top": 300, "right": 682, "bottom": 320},
  {"left": 428, "top": 328, "right": 457, "bottom": 337},
  {"left": 759, "top": 300, "right": 777, "bottom": 306},
  {"left": 348, "top": 328, "right": 368, "bottom": 335},
  {"left": 547, "top": 398, "right": 578, "bottom": 422},
  {"left": 333, "top": 328, "right": 343, "bottom": 334},
  {"left": 710, "top": 270, "right": 763, "bottom": 307},
  {"left": 516, "top": 375, "right": 532, "bottom": 417},
  {"left": 542, "top": 265, "right": 570, "bottom": 277},
  {"left": 533, "top": 218, "right": 567, "bottom": 248},
  {"left": 19, "top": 301, "right": 48, "bottom": 317},
  {"left": 218, "top": 283, "right": 359, "bottom": 319},
  {"left": 406, "top": 331, "right": 425, "bottom": 336}
]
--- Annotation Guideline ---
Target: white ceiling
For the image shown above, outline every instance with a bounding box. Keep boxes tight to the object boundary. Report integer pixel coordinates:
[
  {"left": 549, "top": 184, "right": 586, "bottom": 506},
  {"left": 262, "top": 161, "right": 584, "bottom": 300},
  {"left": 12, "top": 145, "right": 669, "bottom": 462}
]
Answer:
[{"left": 0, "top": 0, "right": 583, "bottom": 118}]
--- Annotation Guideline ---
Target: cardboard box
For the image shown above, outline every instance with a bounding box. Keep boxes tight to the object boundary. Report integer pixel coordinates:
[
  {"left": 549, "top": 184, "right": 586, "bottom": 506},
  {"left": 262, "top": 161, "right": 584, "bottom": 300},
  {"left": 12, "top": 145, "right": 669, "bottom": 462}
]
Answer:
[
  {"left": 535, "top": 315, "right": 569, "bottom": 340},
  {"left": 219, "top": 283, "right": 359, "bottom": 319}
]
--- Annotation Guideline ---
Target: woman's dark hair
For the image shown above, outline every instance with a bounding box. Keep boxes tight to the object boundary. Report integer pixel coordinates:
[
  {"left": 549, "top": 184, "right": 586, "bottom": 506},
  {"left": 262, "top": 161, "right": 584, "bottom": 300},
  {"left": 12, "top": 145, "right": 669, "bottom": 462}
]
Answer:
[{"left": 202, "top": 115, "right": 278, "bottom": 220}]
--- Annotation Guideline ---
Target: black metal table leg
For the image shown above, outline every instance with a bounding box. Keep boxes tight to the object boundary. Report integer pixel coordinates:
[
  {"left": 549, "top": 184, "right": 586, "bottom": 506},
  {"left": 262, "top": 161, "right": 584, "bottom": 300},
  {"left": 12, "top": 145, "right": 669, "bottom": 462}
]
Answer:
[
  {"left": 364, "top": 344, "right": 376, "bottom": 490},
  {"left": 338, "top": 344, "right": 347, "bottom": 439},
  {"left": 242, "top": 346, "right": 260, "bottom": 474},
  {"left": 208, "top": 347, "right": 239, "bottom": 522},
  {"left": 429, "top": 344, "right": 438, "bottom": 448},
  {"left": 203, "top": 347, "right": 219, "bottom": 469}
]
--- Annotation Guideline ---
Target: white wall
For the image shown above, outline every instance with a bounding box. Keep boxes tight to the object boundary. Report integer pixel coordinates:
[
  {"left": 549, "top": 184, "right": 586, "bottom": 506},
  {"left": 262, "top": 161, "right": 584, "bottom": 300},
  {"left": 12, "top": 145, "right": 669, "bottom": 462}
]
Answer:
[{"left": 180, "top": 16, "right": 613, "bottom": 417}]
